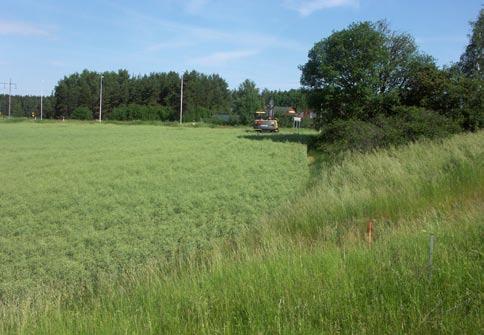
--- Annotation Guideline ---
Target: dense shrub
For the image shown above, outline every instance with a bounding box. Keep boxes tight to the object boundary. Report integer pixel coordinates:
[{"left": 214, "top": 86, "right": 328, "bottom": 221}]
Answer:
[
  {"left": 71, "top": 107, "right": 92, "bottom": 120},
  {"left": 314, "top": 107, "right": 460, "bottom": 154},
  {"left": 275, "top": 114, "right": 293, "bottom": 128},
  {"left": 391, "top": 106, "right": 461, "bottom": 140},
  {"left": 316, "top": 119, "right": 387, "bottom": 153},
  {"left": 184, "top": 106, "right": 212, "bottom": 122},
  {"left": 110, "top": 104, "right": 173, "bottom": 121},
  {"left": 210, "top": 114, "right": 240, "bottom": 126},
  {"left": 300, "top": 117, "right": 314, "bottom": 128}
]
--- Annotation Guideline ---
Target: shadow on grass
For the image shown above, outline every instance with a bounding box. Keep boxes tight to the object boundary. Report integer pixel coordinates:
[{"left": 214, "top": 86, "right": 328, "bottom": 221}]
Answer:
[{"left": 239, "top": 132, "right": 317, "bottom": 145}]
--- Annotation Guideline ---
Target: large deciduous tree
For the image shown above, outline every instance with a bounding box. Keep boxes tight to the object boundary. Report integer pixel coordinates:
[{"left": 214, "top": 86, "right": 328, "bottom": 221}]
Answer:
[
  {"left": 300, "top": 21, "right": 430, "bottom": 129},
  {"left": 459, "top": 9, "right": 484, "bottom": 79},
  {"left": 232, "top": 79, "right": 262, "bottom": 124}
]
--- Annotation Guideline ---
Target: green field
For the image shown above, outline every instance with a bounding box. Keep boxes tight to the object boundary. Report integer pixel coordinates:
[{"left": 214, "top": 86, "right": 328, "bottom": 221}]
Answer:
[
  {"left": 1, "top": 121, "right": 482, "bottom": 334},
  {"left": 0, "top": 121, "right": 309, "bottom": 299}
]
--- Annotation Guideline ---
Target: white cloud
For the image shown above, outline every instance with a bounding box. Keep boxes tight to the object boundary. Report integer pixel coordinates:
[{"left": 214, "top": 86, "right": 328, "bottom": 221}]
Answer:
[
  {"left": 0, "top": 20, "right": 51, "bottom": 36},
  {"left": 143, "top": 23, "right": 300, "bottom": 54},
  {"left": 193, "top": 50, "right": 259, "bottom": 66},
  {"left": 145, "top": 28, "right": 301, "bottom": 53},
  {"left": 109, "top": 2, "right": 301, "bottom": 58},
  {"left": 284, "top": 0, "right": 359, "bottom": 16}
]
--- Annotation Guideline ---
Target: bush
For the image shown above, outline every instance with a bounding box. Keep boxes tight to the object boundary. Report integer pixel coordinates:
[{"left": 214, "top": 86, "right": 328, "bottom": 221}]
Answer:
[
  {"left": 71, "top": 107, "right": 93, "bottom": 120},
  {"left": 392, "top": 106, "right": 461, "bottom": 140},
  {"left": 184, "top": 107, "right": 212, "bottom": 122},
  {"left": 316, "top": 119, "right": 387, "bottom": 154},
  {"left": 314, "top": 107, "right": 461, "bottom": 154},
  {"left": 110, "top": 104, "right": 173, "bottom": 121},
  {"left": 210, "top": 114, "right": 240, "bottom": 126}
]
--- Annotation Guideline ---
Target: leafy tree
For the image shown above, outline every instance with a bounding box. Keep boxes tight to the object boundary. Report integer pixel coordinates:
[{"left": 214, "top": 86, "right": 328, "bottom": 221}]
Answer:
[
  {"left": 403, "top": 21, "right": 484, "bottom": 132},
  {"left": 232, "top": 79, "right": 262, "bottom": 124},
  {"left": 459, "top": 9, "right": 484, "bottom": 79},
  {"left": 300, "top": 21, "right": 429, "bottom": 129},
  {"left": 0, "top": 94, "right": 55, "bottom": 118},
  {"left": 261, "top": 89, "right": 308, "bottom": 111},
  {"left": 302, "top": 19, "right": 484, "bottom": 153},
  {"left": 110, "top": 104, "right": 173, "bottom": 121},
  {"left": 71, "top": 106, "right": 93, "bottom": 120}
]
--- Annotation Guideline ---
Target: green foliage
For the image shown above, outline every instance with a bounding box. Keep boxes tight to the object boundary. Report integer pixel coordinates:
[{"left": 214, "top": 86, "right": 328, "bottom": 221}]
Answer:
[
  {"left": 53, "top": 70, "right": 231, "bottom": 121},
  {"left": 302, "top": 18, "right": 483, "bottom": 150},
  {"left": 71, "top": 106, "right": 92, "bottom": 120},
  {"left": 110, "top": 104, "right": 173, "bottom": 121},
  {"left": 181, "top": 71, "right": 232, "bottom": 121},
  {"left": 182, "top": 106, "right": 211, "bottom": 122},
  {"left": 459, "top": 8, "right": 484, "bottom": 79},
  {"left": 314, "top": 107, "right": 460, "bottom": 154},
  {"left": 391, "top": 106, "right": 461, "bottom": 139},
  {"left": 261, "top": 89, "right": 309, "bottom": 112},
  {"left": 316, "top": 119, "right": 387, "bottom": 153},
  {"left": 301, "top": 21, "right": 427, "bottom": 127},
  {"left": 0, "top": 94, "right": 55, "bottom": 118},
  {"left": 209, "top": 113, "right": 240, "bottom": 126},
  {"left": 403, "top": 64, "right": 484, "bottom": 131},
  {"left": 232, "top": 79, "right": 262, "bottom": 124}
]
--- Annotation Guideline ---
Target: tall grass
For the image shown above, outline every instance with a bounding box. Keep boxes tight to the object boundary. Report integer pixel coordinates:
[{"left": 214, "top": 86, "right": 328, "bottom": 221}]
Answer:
[
  {"left": 266, "top": 132, "right": 483, "bottom": 240},
  {"left": 32, "top": 201, "right": 479, "bottom": 335},
  {"left": 0, "top": 128, "right": 482, "bottom": 334},
  {"left": 0, "top": 122, "right": 309, "bottom": 300}
]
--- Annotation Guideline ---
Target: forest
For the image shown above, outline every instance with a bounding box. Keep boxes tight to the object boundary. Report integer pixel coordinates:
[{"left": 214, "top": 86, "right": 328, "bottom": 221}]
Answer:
[{"left": 1, "top": 72, "right": 307, "bottom": 124}]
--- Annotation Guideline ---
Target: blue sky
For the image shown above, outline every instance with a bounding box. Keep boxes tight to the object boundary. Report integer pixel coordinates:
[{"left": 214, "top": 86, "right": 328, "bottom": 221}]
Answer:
[{"left": 1, "top": 0, "right": 482, "bottom": 95}]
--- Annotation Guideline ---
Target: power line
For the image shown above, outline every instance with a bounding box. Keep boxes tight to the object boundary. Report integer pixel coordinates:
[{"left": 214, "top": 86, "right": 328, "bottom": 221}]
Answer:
[{"left": 0, "top": 79, "right": 17, "bottom": 118}]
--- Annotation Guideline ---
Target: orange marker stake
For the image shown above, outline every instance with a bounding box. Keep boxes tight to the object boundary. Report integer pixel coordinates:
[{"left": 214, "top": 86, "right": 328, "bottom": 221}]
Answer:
[{"left": 367, "top": 220, "right": 373, "bottom": 246}]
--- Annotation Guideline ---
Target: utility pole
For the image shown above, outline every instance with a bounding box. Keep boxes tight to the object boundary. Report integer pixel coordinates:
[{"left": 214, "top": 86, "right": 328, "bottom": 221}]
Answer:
[
  {"left": 179, "top": 73, "right": 183, "bottom": 124},
  {"left": 0, "top": 79, "right": 17, "bottom": 118},
  {"left": 99, "top": 74, "right": 103, "bottom": 122},
  {"left": 40, "top": 80, "right": 43, "bottom": 120}
]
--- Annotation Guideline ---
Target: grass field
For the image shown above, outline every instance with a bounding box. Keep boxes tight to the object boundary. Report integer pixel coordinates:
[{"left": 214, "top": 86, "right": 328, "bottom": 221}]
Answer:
[
  {"left": 0, "top": 121, "right": 482, "bottom": 334},
  {"left": 0, "top": 121, "right": 310, "bottom": 299}
]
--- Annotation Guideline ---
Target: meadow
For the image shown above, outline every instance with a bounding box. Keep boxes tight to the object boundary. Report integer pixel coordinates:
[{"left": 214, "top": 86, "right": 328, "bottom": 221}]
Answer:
[
  {"left": 0, "top": 121, "right": 309, "bottom": 299},
  {"left": 0, "top": 121, "right": 482, "bottom": 334}
]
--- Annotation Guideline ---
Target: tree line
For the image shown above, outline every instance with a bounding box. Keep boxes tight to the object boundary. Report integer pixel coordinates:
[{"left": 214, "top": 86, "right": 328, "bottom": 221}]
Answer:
[
  {"left": 0, "top": 94, "right": 55, "bottom": 118},
  {"left": 54, "top": 70, "right": 232, "bottom": 122},
  {"left": 2, "top": 71, "right": 307, "bottom": 124}
]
